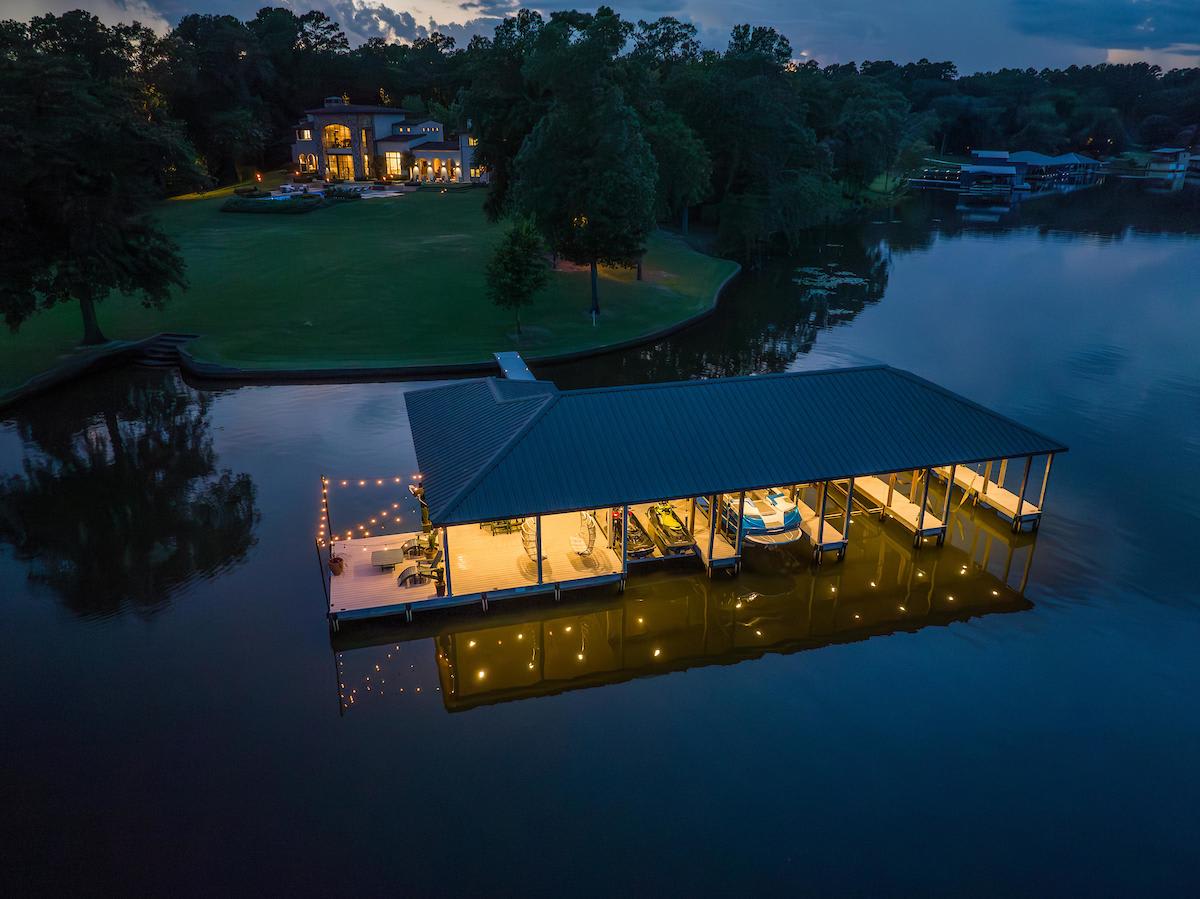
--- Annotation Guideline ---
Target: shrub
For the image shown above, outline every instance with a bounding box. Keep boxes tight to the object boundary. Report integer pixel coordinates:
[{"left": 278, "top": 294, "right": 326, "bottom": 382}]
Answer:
[{"left": 220, "top": 195, "right": 323, "bottom": 214}]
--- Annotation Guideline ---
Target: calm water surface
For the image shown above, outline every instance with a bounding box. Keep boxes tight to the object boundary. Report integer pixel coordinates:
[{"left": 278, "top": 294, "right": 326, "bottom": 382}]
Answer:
[{"left": 3, "top": 185, "right": 1199, "bottom": 894}]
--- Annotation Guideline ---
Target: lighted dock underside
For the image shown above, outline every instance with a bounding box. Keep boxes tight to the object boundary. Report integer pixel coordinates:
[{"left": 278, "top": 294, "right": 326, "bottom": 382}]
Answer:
[
  {"left": 446, "top": 512, "right": 623, "bottom": 598},
  {"left": 937, "top": 466, "right": 1041, "bottom": 522},
  {"left": 852, "top": 475, "right": 944, "bottom": 537},
  {"left": 329, "top": 534, "right": 438, "bottom": 615}
]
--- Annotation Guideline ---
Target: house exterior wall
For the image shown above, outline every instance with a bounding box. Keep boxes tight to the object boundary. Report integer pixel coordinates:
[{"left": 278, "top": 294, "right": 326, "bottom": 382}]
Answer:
[{"left": 289, "top": 102, "right": 484, "bottom": 183}]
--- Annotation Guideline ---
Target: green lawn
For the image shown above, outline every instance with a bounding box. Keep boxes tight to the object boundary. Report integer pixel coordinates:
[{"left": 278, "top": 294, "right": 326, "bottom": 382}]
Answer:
[{"left": 0, "top": 188, "right": 738, "bottom": 394}]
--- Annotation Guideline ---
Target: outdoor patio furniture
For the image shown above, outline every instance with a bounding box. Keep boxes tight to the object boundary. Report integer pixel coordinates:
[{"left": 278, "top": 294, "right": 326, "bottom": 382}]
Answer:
[
  {"left": 372, "top": 548, "right": 409, "bottom": 570},
  {"left": 569, "top": 512, "right": 597, "bottom": 557},
  {"left": 521, "top": 518, "right": 547, "bottom": 562}
]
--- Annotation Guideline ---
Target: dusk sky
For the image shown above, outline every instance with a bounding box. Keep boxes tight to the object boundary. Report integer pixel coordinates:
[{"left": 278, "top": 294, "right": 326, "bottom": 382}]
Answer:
[{"left": 9, "top": 0, "right": 1200, "bottom": 72}]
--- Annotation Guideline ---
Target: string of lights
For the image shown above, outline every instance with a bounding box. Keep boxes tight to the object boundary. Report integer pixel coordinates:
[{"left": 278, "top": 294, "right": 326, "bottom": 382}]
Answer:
[{"left": 318, "top": 473, "right": 423, "bottom": 546}]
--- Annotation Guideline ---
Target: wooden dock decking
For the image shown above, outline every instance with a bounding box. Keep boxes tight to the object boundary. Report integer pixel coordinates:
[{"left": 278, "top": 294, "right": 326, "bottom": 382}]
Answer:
[
  {"left": 852, "top": 475, "right": 945, "bottom": 540},
  {"left": 329, "top": 534, "right": 439, "bottom": 616},
  {"left": 446, "top": 513, "right": 623, "bottom": 598},
  {"left": 793, "top": 494, "right": 845, "bottom": 553},
  {"left": 936, "top": 466, "right": 1042, "bottom": 525}
]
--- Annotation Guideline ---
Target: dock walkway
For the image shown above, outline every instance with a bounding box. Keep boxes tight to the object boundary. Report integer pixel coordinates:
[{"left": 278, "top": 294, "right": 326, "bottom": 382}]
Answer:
[
  {"left": 935, "top": 466, "right": 1042, "bottom": 529},
  {"left": 852, "top": 475, "right": 945, "bottom": 544}
]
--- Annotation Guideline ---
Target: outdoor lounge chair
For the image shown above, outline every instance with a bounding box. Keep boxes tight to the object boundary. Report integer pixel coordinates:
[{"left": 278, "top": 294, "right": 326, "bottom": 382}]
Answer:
[
  {"left": 395, "top": 563, "right": 425, "bottom": 588},
  {"left": 569, "top": 512, "right": 597, "bottom": 557},
  {"left": 521, "top": 518, "right": 547, "bottom": 562}
]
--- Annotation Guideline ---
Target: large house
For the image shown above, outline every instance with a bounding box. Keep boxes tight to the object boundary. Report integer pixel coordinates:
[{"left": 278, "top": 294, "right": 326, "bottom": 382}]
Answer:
[{"left": 291, "top": 96, "right": 481, "bottom": 183}]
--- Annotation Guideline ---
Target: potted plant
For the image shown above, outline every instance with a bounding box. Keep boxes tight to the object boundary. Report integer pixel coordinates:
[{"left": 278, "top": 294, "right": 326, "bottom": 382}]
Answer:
[{"left": 328, "top": 553, "right": 345, "bottom": 576}]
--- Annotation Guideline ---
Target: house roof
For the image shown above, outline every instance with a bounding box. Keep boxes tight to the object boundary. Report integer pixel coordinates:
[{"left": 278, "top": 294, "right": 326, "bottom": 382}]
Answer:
[
  {"left": 405, "top": 366, "right": 1067, "bottom": 526},
  {"left": 962, "top": 164, "right": 1017, "bottom": 175},
  {"left": 303, "top": 104, "right": 419, "bottom": 115},
  {"left": 412, "top": 141, "right": 461, "bottom": 151}
]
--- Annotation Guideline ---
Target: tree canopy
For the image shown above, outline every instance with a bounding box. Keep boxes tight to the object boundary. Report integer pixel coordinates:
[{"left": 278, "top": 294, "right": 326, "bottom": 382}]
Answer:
[
  {"left": 3, "top": 6, "right": 1199, "bottom": 271},
  {"left": 0, "top": 21, "right": 202, "bottom": 344}
]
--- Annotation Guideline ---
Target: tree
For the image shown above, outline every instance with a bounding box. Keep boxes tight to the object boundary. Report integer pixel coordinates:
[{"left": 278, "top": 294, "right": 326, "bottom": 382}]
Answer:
[
  {"left": 486, "top": 218, "right": 548, "bottom": 336},
  {"left": 0, "top": 47, "right": 202, "bottom": 345},
  {"left": 513, "top": 83, "right": 658, "bottom": 316},
  {"left": 640, "top": 107, "right": 710, "bottom": 232}
]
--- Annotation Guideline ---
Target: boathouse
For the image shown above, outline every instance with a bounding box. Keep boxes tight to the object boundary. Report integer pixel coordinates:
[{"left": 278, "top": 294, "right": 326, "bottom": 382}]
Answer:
[{"left": 320, "top": 364, "right": 1066, "bottom": 624}]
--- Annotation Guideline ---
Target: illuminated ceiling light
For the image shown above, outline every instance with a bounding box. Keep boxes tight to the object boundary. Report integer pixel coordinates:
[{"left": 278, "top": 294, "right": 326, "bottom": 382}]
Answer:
[
  {"left": 576, "top": 653, "right": 584, "bottom": 661},
  {"left": 991, "top": 590, "right": 999, "bottom": 596},
  {"left": 468, "top": 640, "right": 476, "bottom": 648},
  {"left": 653, "top": 648, "right": 662, "bottom": 657},
  {"left": 899, "top": 605, "right": 906, "bottom": 612},
  {"left": 476, "top": 670, "right": 486, "bottom": 680}
]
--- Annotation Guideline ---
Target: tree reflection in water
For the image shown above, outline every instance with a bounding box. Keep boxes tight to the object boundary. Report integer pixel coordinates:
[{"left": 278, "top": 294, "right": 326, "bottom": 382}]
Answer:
[{"left": 0, "top": 370, "right": 259, "bottom": 616}]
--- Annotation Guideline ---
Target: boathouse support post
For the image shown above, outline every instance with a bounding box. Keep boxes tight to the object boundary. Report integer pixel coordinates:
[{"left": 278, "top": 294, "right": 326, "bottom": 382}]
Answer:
[
  {"left": 938, "top": 465, "right": 956, "bottom": 545},
  {"left": 688, "top": 497, "right": 696, "bottom": 533},
  {"left": 885, "top": 473, "right": 896, "bottom": 518},
  {"left": 982, "top": 461, "right": 993, "bottom": 498},
  {"left": 536, "top": 515, "right": 543, "bottom": 584},
  {"left": 998, "top": 458, "right": 1009, "bottom": 488},
  {"left": 621, "top": 505, "right": 629, "bottom": 575},
  {"left": 707, "top": 494, "right": 718, "bottom": 565},
  {"left": 915, "top": 469, "right": 931, "bottom": 547},
  {"left": 441, "top": 527, "right": 453, "bottom": 597},
  {"left": 842, "top": 478, "right": 855, "bottom": 560},
  {"left": 1013, "top": 456, "right": 1032, "bottom": 532},
  {"left": 735, "top": 491, "right": 746, "bottom": 559},
  {"left": 817, "top": 482, "right": 828, "bottom": 549},
  {"left": 1036, "top": 454, "right": 1054, "bottom": 523}
]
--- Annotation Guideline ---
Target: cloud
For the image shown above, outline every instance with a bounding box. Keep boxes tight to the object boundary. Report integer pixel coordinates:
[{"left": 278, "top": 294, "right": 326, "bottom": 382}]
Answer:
[{"left": 1012, "top": 0, "right": 1200, "bottom": 51}]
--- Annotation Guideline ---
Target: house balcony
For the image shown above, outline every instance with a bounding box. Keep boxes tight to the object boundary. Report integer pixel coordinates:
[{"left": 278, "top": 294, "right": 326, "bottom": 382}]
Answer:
[{"left": 323, "top": 138, "right": 354, "bottom": 151}]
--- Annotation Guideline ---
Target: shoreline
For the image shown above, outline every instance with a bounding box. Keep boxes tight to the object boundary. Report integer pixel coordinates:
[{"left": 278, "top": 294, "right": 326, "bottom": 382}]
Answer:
[{"left": 0, "top": 264, "right": 741, "bottom": 411}]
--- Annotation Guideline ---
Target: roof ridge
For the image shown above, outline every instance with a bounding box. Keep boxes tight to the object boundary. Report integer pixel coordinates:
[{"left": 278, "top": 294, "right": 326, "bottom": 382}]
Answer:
[
  {"left": 435, "top": 388, "right": 561, "bottom": 521},
  {"left": 559, "top": 364, "right": 890, "bottom": 397}
]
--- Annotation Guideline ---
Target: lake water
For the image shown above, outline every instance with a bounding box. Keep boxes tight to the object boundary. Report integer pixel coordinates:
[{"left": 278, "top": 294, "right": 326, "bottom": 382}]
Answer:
[{"left": 3, "top": 183, "right": 1199, "bottom": 894}]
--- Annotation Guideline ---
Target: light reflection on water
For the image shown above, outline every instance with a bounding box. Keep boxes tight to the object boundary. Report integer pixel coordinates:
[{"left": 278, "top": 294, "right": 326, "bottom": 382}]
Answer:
[{"left": 2, "top": 183, "right": 1199, "bottom": 893}]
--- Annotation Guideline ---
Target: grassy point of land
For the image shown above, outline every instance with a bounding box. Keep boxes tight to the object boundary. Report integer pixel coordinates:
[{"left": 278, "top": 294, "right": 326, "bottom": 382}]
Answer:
[{"left": 0, "top": 188, "right": 737, "bottom": 394}]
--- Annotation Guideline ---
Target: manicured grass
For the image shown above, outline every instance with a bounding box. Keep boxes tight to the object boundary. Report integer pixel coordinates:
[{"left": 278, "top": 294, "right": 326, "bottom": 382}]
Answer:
[{"left": 0, "top": 189, "right": 738, "bottom": 393}]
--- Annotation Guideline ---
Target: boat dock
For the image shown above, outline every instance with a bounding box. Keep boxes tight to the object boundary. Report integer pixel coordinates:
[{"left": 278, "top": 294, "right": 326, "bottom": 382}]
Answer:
[{"left": 317, "top": 360, "right": 1065, "bottom": 626}]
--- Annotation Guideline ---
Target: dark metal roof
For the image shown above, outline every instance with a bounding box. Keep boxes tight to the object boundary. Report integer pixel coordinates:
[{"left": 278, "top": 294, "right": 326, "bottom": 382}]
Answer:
[{"left": 405, "top": 366, "right": 1068, "bottom": 526}]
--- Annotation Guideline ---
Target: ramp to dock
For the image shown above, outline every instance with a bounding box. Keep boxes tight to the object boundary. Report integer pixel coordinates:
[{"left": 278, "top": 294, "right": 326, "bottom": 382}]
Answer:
[
  {"left": 853, "top": 475, "right": 944, "bottom": 538},
  {"left": 493, "top": 352, "right": 536, "bottom": 381}
]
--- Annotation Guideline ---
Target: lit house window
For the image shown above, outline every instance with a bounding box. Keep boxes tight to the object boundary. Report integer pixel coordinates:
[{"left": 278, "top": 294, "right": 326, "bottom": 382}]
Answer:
[
  {"left": 296, "top": 128, "right": 312, "bottom": 141},
  {"left": 384, "top": 152, "right": 405, "bottom": 177},
  {"left": 298, "top": 153, "right": 317, "bottom": 172},
  {"left": 468, "top": 136, "right": 479, "bottom": 146},
  {"left": 360, "top": 128, "right": 370, "bottom": 145}
]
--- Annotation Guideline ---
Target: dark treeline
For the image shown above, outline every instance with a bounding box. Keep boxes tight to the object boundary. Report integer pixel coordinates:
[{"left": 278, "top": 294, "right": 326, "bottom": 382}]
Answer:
[{"left": 3, "top": 7, "right": 1200, "bottom": 263}]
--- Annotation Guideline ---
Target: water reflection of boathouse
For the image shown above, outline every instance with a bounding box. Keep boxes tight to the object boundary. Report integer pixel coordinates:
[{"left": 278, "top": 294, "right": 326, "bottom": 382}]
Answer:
[
  {"left": 330, "top": 508, "right": 1038, "bottom": 714},
  {"left": 319, "top": 355, "right": 1062, "bottom": 630}
]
